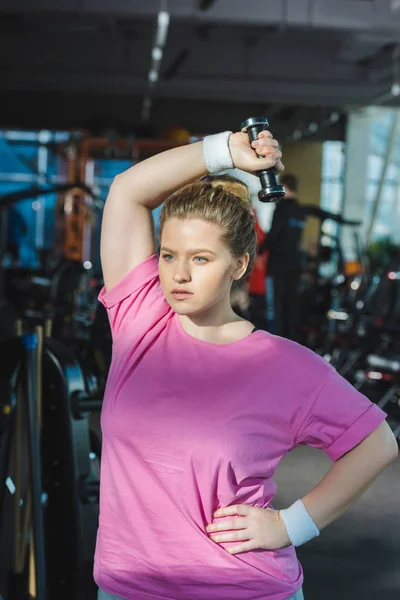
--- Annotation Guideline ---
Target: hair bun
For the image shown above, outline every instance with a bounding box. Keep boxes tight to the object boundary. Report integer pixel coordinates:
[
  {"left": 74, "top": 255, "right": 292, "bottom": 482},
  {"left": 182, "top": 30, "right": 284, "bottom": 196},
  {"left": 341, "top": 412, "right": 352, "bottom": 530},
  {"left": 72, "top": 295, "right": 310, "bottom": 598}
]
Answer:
[{"left": 202, "top": 174, "right": 251, "bottom": 205}]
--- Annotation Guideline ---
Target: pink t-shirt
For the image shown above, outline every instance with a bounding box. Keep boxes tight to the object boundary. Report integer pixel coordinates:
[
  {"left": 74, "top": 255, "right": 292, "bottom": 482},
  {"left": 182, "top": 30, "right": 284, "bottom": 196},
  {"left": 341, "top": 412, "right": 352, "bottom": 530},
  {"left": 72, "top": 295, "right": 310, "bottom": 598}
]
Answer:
[{"left": 94, "top": 254, "right": 386, "bottom": 600}]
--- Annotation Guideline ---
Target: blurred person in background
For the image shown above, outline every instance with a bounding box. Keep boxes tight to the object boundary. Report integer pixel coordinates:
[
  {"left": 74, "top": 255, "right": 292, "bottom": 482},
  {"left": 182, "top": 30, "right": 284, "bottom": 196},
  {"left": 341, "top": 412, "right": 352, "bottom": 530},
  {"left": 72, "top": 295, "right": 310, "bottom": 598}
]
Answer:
[
  {"left": 247, "top": 211, "right": 268, "bottom": 330},
  {"left": 258, "top": 174, "right": 306, "bottom": 340}
]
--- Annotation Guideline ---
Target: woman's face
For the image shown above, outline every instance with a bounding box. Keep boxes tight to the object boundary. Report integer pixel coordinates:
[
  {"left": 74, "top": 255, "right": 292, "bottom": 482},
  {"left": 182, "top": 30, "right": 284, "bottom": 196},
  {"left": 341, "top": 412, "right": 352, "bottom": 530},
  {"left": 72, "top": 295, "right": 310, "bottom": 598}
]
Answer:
[{"left": 159, "top": 218, "right": 249, "bottom": 316}]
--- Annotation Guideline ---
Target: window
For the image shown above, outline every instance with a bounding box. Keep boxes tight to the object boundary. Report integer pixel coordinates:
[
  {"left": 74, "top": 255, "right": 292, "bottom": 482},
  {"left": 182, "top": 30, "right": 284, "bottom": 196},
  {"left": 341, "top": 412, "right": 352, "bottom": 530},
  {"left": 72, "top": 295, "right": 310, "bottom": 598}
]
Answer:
[
  {"left": 320, "top": 141, "right": 345, "bottom": 238},
  {"left": 366, "top": 109, "right": 400, "bottom": 242}
]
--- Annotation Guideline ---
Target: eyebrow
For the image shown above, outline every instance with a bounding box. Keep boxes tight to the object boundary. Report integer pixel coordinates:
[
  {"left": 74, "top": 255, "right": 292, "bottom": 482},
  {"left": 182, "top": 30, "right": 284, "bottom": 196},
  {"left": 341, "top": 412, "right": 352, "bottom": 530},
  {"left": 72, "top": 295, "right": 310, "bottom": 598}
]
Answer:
[{"left": 160, "top": 247, "right": 217, "bottom": 256}]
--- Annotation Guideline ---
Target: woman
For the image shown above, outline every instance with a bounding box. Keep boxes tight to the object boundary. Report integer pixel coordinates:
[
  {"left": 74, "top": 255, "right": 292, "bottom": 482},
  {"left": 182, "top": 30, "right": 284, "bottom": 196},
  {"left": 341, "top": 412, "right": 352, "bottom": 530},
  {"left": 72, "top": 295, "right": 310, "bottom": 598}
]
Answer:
[{"left": 96, "top": 128, "right": 397, "bottom": 600}]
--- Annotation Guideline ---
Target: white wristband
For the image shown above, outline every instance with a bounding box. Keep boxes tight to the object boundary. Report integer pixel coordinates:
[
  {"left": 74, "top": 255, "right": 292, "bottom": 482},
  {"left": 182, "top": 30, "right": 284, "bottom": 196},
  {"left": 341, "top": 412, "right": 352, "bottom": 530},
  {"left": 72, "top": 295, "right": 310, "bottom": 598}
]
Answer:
[
  {"left": 203, "top": 131, "right": 234, "bottom": 173},
  {"left": 279, "top": 499, "right": 320, "bottom": 547}
]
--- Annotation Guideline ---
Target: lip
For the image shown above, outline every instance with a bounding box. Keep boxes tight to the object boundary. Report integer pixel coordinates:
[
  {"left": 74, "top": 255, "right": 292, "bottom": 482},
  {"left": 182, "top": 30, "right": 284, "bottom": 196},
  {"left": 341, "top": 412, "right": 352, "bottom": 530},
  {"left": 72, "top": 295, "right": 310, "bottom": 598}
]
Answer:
[
  {"left": 171, "top": 289, "right": 193, "bottom": 299},
  {"left": 171, "top": 289, "right": 193, "bottom": 294}
]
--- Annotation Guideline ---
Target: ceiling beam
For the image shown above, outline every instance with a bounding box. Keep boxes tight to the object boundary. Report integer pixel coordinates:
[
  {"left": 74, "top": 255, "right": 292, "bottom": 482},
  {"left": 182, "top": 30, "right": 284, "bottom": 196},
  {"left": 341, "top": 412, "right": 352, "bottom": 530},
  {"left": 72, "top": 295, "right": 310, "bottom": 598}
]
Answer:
[
  {"left": 2, "top": 0, "right": 400, "bottom": 37},
  {"left": 198, "top": 0, "right": 219, "bottom": 11},
  {"left": 163, "top": 49, "right": 190, "bottom": 79},
  {"left": 1, "top": 68, "right": 394, "bottom": 108},
  {"left": 0, "top": 90, "right": 347, "bottom": 141}
]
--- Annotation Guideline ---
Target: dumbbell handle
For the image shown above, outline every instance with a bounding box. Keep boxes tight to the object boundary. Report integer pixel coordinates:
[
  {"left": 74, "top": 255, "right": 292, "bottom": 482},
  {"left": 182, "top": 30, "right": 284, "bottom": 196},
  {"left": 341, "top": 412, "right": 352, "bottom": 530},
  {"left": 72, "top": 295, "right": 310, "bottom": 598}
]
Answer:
[{"left": 241, "top": 117, "right": 285, "bottom": 203}]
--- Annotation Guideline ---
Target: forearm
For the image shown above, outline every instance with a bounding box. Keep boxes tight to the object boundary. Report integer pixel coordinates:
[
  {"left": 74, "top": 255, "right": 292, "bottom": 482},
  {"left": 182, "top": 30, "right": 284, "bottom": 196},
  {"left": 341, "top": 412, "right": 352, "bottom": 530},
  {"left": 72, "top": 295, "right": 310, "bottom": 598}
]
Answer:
[
  {"left": 302, "top": 421, "right": 398, "bottom": 531},
  {"left": 112, "top": 141, "right": 207, "bottom": 210}
]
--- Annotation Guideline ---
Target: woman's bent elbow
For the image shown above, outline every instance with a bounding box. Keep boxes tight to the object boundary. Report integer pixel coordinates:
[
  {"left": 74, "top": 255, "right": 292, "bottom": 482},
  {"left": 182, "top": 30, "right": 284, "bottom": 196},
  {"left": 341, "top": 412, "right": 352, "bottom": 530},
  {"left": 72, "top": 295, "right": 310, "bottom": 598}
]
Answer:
[
  {"left": 369, "top": 421, "right": 398, "bottom": 462},
  {"left": 111, "top": 173, "right": 123, "bottom": 187}
]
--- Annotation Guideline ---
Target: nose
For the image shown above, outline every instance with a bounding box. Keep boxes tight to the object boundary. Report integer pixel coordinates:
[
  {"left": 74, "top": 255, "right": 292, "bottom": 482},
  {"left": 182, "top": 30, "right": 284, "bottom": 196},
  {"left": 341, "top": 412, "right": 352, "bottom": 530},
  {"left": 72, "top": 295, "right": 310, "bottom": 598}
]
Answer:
[{"left": 172, "top": 261, "right": 191, "bottom": 283}]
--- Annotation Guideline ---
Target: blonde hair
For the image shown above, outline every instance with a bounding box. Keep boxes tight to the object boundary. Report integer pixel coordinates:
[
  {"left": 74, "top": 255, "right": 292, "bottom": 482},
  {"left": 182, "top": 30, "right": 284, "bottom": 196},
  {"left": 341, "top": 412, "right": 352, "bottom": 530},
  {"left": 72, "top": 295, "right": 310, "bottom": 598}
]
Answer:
[{"left": 159, "top": 174, "right": 256, "bottom": 282}]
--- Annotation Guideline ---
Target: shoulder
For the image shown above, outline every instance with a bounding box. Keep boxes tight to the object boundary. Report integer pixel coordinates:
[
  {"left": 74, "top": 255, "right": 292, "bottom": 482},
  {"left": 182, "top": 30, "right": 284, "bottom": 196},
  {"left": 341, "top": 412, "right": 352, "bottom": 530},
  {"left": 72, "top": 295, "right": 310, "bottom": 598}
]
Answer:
[
  {"left": 268, "top": 334, "right": 326, "bottom": 360},
  {"left": 255, "top": 332, "right": 332, "bottom": 380}
]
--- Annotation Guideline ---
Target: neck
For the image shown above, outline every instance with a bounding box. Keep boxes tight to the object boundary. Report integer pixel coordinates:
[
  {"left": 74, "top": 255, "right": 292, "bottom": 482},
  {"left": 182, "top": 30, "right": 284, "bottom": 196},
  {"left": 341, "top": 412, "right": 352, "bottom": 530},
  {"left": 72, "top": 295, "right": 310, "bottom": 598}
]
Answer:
[{"left": 178, "top": 295, "right": 242, "bottom": 342}]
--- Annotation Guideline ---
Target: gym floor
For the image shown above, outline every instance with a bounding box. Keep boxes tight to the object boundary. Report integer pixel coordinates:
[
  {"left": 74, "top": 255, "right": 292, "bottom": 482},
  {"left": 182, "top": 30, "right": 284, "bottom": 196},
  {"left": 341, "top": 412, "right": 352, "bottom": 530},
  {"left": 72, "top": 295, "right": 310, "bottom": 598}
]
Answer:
[{"left": 275, "top": 446, "right": 400, "bottom": 599}]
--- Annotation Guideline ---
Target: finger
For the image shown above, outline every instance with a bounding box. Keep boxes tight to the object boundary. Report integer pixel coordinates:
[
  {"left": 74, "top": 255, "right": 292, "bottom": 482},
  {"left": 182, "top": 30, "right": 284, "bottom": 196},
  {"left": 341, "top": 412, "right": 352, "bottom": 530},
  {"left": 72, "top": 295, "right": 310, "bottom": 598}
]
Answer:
[
  {"left": 209, "top": 529, "right": 249, "bottom": 543},
  {"left": 254, "top": 144, "right": 282, "bottom": 156},
  {"left": 257, "top": 130, "right": 273, "bottom": 139},
  {"left": 251, "top": 139, "right": 279, "bottom": 150},
  {"left": 249, "top": 154, "right": 281, "bottom": 172},
  {"left": 206, "top": 518, "right": 247, "bottom": 533},
  {"left": 213, "top": 505, "right": 251, "bottom": 517},
  {"left": 254, "top": 148, "right": 282, "bottom": 161},
  {"left": 226, "top": 540, "right": 259, "bottom": 555},
  {"left": 275, "top": 159, "right": 285, "bottom": 173}
]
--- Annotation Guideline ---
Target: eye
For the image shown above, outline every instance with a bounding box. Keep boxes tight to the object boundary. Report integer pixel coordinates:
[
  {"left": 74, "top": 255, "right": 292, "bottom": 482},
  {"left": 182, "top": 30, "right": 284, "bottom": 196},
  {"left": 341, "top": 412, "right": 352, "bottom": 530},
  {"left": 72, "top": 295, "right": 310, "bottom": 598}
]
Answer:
[
  {"left": 162, "top": 254, "right": 174, "bottom": 261},
  {"left": 194, "top": 257, "right": 208, "bottom": 264}
]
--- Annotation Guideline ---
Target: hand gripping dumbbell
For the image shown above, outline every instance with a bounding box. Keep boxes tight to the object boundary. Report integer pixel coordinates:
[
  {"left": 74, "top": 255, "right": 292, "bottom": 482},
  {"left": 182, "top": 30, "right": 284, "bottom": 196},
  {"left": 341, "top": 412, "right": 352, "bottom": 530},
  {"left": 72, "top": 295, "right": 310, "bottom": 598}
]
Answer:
[{"left": 241, "top": 117, "right": 285, "bottom": 203}]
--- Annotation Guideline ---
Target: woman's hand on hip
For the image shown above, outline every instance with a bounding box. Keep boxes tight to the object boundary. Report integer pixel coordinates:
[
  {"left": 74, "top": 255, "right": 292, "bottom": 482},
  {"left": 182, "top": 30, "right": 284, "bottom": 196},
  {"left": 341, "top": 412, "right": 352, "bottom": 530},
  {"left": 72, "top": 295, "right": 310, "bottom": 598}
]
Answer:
[
  {"left": 229, "top": 130, "right": 284, "bottom": 175},
  {"left": 205, "top": 504, "right": 291, "bottom": 555}
]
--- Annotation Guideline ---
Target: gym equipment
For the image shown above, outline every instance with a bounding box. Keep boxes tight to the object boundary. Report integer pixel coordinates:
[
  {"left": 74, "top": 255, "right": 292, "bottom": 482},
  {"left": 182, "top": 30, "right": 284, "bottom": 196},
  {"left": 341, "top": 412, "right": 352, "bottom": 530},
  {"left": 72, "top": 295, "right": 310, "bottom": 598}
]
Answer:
[
  {"left": 352, "top": 347, "right": 400, "bottom": 443},
  {"left": 23, "top": 332, "right": 46, "bottom": 600},
  {"left": 41, "top": 335, "right": 101, "bottom": 600},
  {"left": 309, "top": 247, "right": 400, "bottom": 443},
  {"left": 0, "top": 319, "right": 103, "bottom": 600},
  {"left": 303, "top": 205, "right": 363, "bottom": 279},
  {"left": 0, "top": 181, "right": 97, "bottom": 274},
  {"left": 241, "top": 117, "right": 285, "bottom": 203},
  {"left": 0, "top": 326, "right": 46, "bottom": 600},
  {"left": 297, "top": 207, "right": 364, "bottom": 351},
  {"left": 0, "top": 181, "right": 108, "bottom": 346}
]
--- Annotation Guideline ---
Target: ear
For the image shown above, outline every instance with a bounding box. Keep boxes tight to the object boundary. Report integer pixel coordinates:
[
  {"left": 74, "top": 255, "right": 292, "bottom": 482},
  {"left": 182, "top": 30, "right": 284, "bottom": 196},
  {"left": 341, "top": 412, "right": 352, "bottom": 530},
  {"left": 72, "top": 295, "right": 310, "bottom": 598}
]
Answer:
[{"left": 232, "top": 253, "right": 250, "bottom": 281}]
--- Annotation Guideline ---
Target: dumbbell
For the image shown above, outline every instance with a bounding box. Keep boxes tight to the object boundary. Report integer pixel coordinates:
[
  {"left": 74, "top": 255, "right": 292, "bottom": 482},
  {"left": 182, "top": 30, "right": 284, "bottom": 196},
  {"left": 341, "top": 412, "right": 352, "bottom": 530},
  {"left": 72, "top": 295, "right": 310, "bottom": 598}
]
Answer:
[{"left": 241, "top": 117, "right": 285, "bottom": 203}]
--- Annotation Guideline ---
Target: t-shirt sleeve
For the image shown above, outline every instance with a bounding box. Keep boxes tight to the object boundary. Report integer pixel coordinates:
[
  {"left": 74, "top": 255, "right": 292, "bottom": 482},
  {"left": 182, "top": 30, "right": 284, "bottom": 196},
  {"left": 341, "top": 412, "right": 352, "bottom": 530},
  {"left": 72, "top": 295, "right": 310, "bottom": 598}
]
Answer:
[
  {"left": 97, "top": 254, "right": 170, "bottom": 339},
  {"left": 293, "top": 367, "right": 388, "bottom": 461}
]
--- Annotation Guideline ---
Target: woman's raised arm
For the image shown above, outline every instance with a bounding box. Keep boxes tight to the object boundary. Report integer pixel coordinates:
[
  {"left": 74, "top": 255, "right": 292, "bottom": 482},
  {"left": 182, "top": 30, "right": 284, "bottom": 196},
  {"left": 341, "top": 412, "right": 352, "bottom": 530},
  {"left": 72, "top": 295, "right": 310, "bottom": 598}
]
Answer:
[
  {"left": 100, "top": 132, "right": 283, "bottom": 291},
  {"left": 100, "top": 141, "right": 207, "bottom": 291}
]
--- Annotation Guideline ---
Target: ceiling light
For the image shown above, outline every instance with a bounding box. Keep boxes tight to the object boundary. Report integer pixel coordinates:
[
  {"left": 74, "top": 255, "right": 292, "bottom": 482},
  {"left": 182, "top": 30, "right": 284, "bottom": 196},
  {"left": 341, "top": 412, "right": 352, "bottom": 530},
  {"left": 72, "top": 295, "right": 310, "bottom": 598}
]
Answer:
[
  {"left": 158, "top": 11, "right": 170, "bottom": 28},
  {"left": 156, "top": 11, "right": 170, "bottom": 46},
  {"left": 148, "top": 70, "right": 159, "bottom": 82},
  {"left": 152, "top": 47, "right": 163, "bottom": 61}
]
